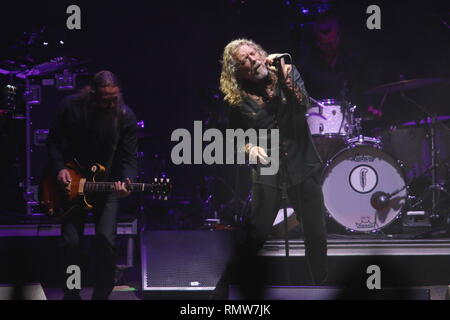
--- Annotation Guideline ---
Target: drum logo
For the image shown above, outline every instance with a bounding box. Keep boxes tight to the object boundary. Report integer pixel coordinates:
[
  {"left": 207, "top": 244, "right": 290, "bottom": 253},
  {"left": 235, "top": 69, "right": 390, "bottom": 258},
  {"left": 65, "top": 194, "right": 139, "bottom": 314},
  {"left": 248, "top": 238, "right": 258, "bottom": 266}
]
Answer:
[
  {"left": 356, "top": 216, "right": 376, "bottom": 229},
  {"left": 351, "top": 155, "right": 375, "bottom": 162},
  {"left": 349, "top": 165, "right": 378, "bottom": 193}
]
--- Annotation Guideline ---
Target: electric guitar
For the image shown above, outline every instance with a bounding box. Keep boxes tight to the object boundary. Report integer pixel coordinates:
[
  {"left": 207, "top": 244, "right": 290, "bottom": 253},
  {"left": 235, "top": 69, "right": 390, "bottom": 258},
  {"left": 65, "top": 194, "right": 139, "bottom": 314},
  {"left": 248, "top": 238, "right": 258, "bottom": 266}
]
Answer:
[{"left": 39, "top": 160, "right": 171, "bottom": 218}]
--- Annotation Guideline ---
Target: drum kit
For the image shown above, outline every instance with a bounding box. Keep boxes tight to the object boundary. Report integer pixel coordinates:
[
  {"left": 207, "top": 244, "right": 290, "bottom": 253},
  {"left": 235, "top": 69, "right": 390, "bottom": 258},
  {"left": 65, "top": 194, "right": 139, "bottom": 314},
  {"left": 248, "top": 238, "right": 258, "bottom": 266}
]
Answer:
[
  {"left": 193, "top": 79, "right": 449, "bottom": 236},
  {"left": 306, "top": 78, "right": 450, "bottom": 234}
]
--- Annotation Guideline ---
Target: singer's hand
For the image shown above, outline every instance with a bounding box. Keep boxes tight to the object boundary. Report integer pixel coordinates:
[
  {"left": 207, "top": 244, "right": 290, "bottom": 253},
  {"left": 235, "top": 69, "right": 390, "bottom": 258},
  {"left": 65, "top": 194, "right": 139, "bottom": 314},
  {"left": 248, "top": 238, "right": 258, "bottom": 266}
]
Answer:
[
  {"left": 265, "top": 56, "right": 292, "bottom": 81},
  {"left": 265, "top": 54, "right": 288, "bottom": 65},
  {"left": 281, "top": 64, "right": 304, "bottom": 103},
  {"left": 282, "top": 64, "right": 294, "bottom": 88},
  {"left": 266, "top": 54, "right": 283, "bottom": 72},
  {"left": 265, "top": 54, "right": 303, "bottom": 102},
  {"left": 248, "top": 146, "right": 269, "bottom": 165}
]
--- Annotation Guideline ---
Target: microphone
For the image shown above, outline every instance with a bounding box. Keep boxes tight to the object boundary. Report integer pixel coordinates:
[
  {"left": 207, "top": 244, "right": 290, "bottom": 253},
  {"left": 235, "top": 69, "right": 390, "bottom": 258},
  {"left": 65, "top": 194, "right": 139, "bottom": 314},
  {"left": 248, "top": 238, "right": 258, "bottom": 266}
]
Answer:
[
  {"left": 270, "top": 53, "right": 293, "bottom": 104},
  {"left": 271, "top": 53, "right": 292, "bottom": 64},
  {"left": 370, "top": 191, "right": 391, "bottom": 210}
]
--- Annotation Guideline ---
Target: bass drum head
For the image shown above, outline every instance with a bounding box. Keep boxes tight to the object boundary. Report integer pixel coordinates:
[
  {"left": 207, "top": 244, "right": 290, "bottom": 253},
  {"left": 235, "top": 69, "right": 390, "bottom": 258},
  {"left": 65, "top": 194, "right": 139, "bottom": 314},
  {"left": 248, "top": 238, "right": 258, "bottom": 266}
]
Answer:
[{"left": 322, "top": 145, "right": 407, "bottom": 232}]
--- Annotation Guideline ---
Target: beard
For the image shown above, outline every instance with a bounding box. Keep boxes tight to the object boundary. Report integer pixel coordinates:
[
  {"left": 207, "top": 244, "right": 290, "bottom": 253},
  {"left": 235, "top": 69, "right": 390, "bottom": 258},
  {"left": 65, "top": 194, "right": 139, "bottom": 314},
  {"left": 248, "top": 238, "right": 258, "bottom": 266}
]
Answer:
[
  {"left": 90, "top": 105, "right": 120, "bottom": 158},
  {"left": 253, "top": 62, "right": 269, "bottom": 81}
]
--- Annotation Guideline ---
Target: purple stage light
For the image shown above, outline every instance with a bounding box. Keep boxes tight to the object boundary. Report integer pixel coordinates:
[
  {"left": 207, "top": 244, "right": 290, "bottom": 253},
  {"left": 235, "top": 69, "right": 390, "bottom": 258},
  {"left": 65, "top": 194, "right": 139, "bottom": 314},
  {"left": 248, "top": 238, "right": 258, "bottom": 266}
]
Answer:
[{"left": 137, "top": 120, "right": 145, "bottom": 129}]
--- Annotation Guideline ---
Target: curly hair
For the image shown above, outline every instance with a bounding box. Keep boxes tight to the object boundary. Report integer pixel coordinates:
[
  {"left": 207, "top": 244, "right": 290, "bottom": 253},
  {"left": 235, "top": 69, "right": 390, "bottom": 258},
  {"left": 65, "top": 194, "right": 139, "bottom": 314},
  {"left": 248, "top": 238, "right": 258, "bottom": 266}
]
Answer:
[{"left": 219, "top": 39, "right": 268, "bottom": 106}]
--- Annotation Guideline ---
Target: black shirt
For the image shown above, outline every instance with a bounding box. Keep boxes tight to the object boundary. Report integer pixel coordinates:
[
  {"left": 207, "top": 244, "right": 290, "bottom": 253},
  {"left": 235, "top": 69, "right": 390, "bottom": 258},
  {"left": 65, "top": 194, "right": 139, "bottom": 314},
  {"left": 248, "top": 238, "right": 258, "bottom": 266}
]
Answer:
[
  {"left": 47, "top": 94, "right": 138, "bottom": 181},
  {"left": 229, "top": 67, "right": 323, "bottom": 188}
]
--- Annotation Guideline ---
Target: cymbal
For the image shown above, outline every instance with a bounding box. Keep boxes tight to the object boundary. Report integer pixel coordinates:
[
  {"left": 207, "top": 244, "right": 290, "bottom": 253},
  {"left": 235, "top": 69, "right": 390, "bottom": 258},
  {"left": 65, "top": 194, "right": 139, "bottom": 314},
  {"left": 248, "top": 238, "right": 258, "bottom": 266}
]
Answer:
[
  {"left": 402, "top": 115, "right": 450, "bottom": 126},
  {"left": 364, "top": 78, "right": 447, "bottom": 95}
]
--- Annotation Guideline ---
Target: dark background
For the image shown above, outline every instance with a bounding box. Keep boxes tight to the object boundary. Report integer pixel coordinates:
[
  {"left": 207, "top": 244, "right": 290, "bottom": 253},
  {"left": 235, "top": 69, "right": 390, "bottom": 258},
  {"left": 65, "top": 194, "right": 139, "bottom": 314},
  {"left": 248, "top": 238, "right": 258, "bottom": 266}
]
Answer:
[{"left": 0, "top": 0, "right": 449, "bottom": 221}]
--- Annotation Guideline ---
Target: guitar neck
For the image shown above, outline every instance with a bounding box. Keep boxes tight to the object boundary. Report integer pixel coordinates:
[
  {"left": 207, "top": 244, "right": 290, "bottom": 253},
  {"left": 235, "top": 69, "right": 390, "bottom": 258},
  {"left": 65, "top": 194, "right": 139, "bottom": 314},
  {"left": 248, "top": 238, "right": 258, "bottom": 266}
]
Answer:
[{"left": 84, "top": 182, "right": 155, "bottom": 193}]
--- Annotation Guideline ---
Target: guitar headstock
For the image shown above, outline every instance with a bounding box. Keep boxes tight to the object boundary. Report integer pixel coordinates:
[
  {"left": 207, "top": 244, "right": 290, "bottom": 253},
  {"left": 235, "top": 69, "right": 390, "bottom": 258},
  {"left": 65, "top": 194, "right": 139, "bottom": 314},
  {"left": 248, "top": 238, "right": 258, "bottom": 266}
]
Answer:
[{"left": 151, "top": 176, "right": 172, "bottom": 200}]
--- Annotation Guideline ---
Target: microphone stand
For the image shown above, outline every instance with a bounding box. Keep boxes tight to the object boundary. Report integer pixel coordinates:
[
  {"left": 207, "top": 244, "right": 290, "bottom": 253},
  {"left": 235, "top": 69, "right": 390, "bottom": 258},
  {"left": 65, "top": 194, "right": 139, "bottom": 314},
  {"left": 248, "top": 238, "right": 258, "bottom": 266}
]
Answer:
[{"left": 275, "top": 57, "right": 291, "bottom": 285}]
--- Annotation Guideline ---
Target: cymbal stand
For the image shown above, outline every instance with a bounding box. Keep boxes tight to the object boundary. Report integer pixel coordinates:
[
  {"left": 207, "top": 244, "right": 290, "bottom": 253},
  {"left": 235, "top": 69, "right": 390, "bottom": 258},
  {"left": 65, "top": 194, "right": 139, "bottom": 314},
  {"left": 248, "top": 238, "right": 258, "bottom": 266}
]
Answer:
[{"left": 400, "top": 92, "right": 450, "bottom": 220}]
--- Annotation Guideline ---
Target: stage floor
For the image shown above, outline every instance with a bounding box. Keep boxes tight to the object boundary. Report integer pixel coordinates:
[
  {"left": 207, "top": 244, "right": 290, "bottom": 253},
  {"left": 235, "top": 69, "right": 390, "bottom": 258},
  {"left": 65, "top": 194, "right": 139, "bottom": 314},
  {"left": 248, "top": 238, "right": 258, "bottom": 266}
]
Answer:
[{"left": 262, "top": 236, "right": 450, "bottom": 256}]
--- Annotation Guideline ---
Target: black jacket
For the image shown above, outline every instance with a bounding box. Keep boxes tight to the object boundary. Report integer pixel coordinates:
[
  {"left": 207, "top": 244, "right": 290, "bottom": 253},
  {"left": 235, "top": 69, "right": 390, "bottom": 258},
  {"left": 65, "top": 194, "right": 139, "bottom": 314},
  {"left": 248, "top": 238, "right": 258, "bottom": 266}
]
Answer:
[
  {"left": 47, "top": 94, "right": 138, "bottom": 181},
  {"left": 229, "top": 66, "right": 322, "bottom": 188}
]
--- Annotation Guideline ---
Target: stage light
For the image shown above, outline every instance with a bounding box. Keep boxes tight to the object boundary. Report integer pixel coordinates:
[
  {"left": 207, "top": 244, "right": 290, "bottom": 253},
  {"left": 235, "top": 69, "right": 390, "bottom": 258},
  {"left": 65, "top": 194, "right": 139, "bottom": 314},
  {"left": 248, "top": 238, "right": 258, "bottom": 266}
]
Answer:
[{"left": 137, "top": 120, "right": 145, "bottom": 129}]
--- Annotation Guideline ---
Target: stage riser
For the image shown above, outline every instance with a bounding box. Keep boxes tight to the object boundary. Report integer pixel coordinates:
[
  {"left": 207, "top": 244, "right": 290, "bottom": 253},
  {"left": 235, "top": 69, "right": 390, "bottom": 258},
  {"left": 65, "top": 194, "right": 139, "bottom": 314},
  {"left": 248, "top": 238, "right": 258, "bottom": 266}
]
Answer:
[
  {"left": 140, "top": 230, "right": 450, "bottom": 298},
  {"left": 0, "top": 235, "right": 136, "bottom": 287},
  {"left": 0, "top": 284, "right": 46, "bottom": 300},
  {"left": 1, "top": 230, "right": 449, "bottom": 292},
  {"left": 261, "top": 256, "right": 450, "bottom": 287}
]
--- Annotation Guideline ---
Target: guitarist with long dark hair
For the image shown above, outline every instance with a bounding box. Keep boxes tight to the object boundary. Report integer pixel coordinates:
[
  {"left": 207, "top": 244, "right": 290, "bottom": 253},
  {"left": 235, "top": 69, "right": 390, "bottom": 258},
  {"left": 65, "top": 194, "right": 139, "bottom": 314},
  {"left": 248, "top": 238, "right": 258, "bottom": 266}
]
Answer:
[{"left": 46, "top": 70, "right": 138, "bottom": 300}]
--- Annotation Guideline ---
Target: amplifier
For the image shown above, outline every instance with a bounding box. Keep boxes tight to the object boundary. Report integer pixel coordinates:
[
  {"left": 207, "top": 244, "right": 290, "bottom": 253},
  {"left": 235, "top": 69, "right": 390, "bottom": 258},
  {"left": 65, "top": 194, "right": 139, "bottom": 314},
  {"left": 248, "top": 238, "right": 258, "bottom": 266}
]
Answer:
[
  {"left": 140, "top": 230, "right": 235, "bottom": 298},
  {"left": 0, "top": 217, "right": 137, "bottom": 237}
]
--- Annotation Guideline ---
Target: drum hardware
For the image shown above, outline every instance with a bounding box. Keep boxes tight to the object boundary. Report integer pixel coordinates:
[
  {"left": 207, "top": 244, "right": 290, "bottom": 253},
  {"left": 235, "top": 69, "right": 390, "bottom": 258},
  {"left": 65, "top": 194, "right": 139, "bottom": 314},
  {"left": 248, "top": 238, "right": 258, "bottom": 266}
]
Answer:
[
  {"left": 307, "top": 98, "right": 353, "bottom": 137},
  {"left": 321, "top": 142, "right": 408, "bottom": 233},
  {"left": 396, "top": 159, "right": 405, "bottom": 169},
  {"left": 365, "top": 78, "right": 450, "bottom": 219},
  {"left": 371, "top": 184, "right": 408, "bottom": 211},
  {"left": 307, "top": 90, "right": 447, "bottom": 235},
  {"left": 399, "top": 92, "right": 450, "bottom": 221},
  {"left": 406, "top": 155, "right": 450, "bottom": 213},
  {"left": 307, "top": 97, "right": 360, "bottom": 162},
  {"left": 345, "top": 135, "right": 382, "bottom": 150},
  {"left": 314, "top": 77, "right": 449, "bottom": 235}
]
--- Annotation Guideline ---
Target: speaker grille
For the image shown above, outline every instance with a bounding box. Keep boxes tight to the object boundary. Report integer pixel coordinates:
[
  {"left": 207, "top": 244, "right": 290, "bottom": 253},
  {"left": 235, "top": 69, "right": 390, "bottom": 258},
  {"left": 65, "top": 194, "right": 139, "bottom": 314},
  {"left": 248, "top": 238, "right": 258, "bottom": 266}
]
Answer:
[{"left": 141, "top": 230, "right": 235, "bottom": 290}]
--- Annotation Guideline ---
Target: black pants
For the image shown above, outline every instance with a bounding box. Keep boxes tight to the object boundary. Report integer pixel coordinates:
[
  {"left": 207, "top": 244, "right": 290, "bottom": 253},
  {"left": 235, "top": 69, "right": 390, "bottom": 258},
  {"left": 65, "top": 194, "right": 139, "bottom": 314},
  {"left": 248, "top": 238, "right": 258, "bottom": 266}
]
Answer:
[
  {"left": 215, "top": 173, "right": 328, "bottom": 299},
  {"left": 60, "top": 194, "right": 118, "bottom": 299}
]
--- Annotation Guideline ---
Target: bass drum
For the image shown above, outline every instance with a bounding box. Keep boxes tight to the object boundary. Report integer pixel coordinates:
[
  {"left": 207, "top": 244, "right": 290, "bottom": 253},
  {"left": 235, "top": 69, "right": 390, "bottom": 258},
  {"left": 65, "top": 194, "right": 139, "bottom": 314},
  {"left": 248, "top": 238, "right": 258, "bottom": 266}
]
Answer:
[{"left": 322, "top": 142, "right": 407, "bottom": 232}]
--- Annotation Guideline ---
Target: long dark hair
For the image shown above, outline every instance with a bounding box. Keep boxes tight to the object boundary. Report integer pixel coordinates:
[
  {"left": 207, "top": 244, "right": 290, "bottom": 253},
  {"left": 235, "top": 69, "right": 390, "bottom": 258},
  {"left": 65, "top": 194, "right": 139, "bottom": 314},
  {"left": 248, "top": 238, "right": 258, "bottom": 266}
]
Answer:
[{"left": 82, "top": 70, "right": 127, "bottom": 160}]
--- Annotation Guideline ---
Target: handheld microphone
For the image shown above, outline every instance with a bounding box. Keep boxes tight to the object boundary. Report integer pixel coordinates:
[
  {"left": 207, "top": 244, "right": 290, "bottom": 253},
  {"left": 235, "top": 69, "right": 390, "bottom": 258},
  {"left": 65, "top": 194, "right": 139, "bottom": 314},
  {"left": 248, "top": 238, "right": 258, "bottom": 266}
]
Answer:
[
  {"left": 270, "top": 53, "right": 293, "bottom": 105},
  {"left": 271, "top": 53, "right": 292, "bottom": 64}
]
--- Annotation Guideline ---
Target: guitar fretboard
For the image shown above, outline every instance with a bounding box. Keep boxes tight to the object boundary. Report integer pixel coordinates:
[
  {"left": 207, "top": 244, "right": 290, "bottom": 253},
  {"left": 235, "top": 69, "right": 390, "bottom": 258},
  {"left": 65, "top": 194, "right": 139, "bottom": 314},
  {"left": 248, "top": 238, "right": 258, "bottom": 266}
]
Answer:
[{"left": 84, "top": 181, "right": 168, "bottom": 194}]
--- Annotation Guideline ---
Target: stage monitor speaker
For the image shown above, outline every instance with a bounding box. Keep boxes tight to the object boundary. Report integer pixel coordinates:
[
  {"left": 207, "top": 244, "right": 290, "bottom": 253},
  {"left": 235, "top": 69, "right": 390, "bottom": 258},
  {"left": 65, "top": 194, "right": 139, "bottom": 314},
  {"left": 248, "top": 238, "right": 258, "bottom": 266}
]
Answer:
[
  {"left": 0, "top": 283, "right": 46, "bottom": 300},
  {"left": 140, "top": 230, "right": 235, "bottom": 298}
]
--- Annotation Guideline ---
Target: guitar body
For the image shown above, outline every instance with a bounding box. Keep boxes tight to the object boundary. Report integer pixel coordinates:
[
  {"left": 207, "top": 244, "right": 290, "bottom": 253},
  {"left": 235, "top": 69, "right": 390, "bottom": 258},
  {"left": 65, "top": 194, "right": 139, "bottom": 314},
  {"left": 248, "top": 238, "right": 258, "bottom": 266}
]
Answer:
[
  {"left": 39, "top": 161, "right": 105, "bottom": 218},
  {"left": 39, "top": 159, "right": 171, "bottom": 218}
]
